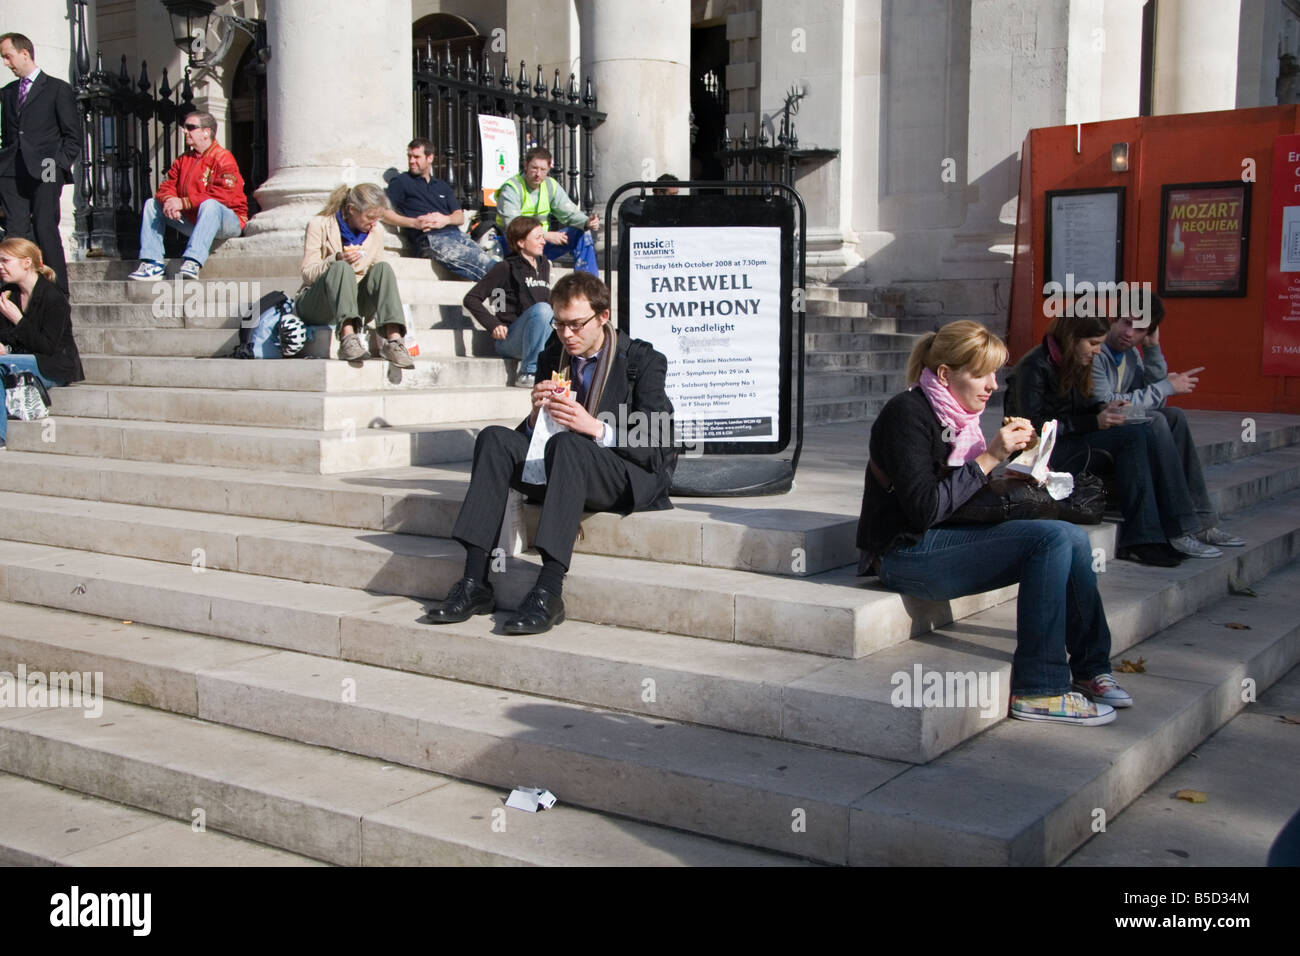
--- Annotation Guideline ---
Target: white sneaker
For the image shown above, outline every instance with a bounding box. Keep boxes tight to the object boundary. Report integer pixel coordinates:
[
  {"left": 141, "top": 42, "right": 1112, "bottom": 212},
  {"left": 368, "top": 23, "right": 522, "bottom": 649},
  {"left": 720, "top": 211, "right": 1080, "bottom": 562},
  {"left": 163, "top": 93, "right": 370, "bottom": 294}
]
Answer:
[
  {"left": 1199, "top": 527, "right": 1245, "bottom": 547},
  {"left": 1170, "top": 534, "right": 1222, "bottom": 558}
]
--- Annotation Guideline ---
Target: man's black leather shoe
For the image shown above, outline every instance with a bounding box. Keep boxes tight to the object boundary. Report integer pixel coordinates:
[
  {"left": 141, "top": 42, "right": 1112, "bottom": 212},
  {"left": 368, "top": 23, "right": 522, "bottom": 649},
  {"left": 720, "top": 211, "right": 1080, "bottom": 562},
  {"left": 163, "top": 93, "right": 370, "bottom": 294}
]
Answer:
[
  {"left": 502, "top": 586, "right": 565, "bottom": 635},
  {"left": 422, "top": 577, "right": 495, "bottom": 624}
]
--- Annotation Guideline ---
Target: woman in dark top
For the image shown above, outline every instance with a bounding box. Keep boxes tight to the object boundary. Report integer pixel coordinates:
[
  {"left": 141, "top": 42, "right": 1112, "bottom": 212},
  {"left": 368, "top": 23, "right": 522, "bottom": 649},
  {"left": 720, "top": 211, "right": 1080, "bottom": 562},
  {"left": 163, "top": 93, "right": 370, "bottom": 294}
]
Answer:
[
  {"left": 0, "top": 238, "right": 84, "bottom": 445},
  {"left": 857, "top": 320, "right": 1130, "bottom": 726},
  {"left": 1008, "top": 314, "right": 1199, "bottom": 567},
  {"left": 463, "top": 215, "right": 553, "bottom": 388}
]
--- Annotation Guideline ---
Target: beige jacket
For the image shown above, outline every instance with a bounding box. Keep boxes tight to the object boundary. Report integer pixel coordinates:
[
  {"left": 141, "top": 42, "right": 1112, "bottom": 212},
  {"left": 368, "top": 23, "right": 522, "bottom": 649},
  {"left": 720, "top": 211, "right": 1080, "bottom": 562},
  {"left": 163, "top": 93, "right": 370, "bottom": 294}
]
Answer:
[{"left": 300, "top": 214, "right": 387, "bottom": 287}]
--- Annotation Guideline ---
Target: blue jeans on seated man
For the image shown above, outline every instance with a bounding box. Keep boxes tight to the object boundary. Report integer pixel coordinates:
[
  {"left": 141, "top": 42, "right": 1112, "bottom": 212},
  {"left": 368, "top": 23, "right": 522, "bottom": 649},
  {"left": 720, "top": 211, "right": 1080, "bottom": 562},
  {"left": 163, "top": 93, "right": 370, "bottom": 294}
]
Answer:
[
  {"left": 498, "top": 226, "right": 597, "bottom": 275},
  {"left": 0, "top": 353, "right": 64, "bottom": 443},
  {"left": 493, "top": 302, "right": 554, "bottom": 375},
  {"left": 412, "top": 228, "right": 499, "bottom": 281},
  {"left": 138, "top": 197, "right": 242, "bottom": 267},
  {"left": 878, "top": 520, "right": 1113, "bottom": 697}
]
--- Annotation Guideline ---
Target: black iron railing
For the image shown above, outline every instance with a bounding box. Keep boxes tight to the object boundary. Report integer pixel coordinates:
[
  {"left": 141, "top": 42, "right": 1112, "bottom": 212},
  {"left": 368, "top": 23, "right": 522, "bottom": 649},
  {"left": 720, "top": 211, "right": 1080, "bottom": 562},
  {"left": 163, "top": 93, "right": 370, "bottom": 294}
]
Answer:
[
  {"left": 412, "top": 41, "right": 606, "bottom": 214},
  {"left": 717, "top": 87, "right": 837, "bottom": 190}
]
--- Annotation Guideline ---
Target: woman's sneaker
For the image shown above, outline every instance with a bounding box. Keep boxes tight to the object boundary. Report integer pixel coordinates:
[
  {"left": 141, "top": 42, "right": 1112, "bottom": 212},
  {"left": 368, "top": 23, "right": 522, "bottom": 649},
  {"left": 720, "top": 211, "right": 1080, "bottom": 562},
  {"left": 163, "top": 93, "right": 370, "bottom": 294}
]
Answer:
[
  {"left": 1009, "top": 691, "right": 1116, "bottom": 725},
  {"left": 1199, "top": 526, "right": 1245, "bottom": 547},
  {"left": 1071, "top": 673, "right": 1133, "bottom": 708},
  {"left": 1170, "top": 534, "right": 1222, "bottom": 558}
]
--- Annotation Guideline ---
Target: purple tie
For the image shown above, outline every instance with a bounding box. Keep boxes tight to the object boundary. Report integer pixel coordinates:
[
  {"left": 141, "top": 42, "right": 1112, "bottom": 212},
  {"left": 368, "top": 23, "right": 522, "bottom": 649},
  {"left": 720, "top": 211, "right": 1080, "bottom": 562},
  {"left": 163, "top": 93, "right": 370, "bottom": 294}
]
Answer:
[{"left": 17, "top": 77, "right": 30, "bottom": 109}]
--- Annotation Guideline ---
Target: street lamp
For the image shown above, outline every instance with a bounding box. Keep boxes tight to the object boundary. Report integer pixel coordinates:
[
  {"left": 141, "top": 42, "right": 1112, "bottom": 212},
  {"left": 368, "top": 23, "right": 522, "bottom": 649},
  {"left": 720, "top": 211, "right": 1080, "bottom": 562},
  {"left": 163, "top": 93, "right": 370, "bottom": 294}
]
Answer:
[{"left": 161, "top": 0, "right": 217, "bottom": 62}]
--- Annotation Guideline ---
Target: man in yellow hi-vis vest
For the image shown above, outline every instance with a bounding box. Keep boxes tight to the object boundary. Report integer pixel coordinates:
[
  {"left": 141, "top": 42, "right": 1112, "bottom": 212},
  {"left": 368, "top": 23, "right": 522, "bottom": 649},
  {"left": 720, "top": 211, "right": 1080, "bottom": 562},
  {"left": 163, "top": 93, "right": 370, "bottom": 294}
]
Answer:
[{"left": 494, "top": 147, "right": 598, "bottom": 275}]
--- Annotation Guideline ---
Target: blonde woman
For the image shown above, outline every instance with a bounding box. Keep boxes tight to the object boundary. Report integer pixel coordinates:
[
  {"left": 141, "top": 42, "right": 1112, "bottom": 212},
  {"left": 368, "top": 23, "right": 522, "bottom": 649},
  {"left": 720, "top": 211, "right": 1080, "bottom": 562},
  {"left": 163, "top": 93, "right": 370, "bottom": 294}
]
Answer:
[
  {"left": 856, "top": 320, "right": 1130, "bottom": 726},
  {"left": 298, "top": 183, "right": 412, "bottom": 368},
  {"left": 0, "top": 237, "right": 84, "bottom": 446}
]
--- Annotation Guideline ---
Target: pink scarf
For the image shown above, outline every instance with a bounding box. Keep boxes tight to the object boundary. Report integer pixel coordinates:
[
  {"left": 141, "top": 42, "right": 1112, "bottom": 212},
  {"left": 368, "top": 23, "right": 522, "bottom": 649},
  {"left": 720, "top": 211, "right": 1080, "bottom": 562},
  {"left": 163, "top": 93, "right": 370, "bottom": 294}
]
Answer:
[{"left": 917, "top": 367, "right": 986, "bottom": 466}]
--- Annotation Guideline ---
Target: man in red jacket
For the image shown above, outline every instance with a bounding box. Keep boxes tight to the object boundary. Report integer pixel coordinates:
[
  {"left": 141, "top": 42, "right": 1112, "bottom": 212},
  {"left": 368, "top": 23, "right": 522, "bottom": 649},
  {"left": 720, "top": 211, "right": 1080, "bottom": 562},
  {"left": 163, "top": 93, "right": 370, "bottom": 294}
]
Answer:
[{"left": 128, "top": 111, "right": 247, "bottom": 281}]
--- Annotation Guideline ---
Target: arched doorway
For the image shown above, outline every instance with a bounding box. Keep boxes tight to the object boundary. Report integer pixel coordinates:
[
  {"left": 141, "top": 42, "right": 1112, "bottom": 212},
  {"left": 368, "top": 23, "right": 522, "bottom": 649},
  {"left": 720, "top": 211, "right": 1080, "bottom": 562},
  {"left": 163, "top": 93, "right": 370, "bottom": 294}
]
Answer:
[{"left": 413, "top": 12, "right": 485, "bottom": 65}]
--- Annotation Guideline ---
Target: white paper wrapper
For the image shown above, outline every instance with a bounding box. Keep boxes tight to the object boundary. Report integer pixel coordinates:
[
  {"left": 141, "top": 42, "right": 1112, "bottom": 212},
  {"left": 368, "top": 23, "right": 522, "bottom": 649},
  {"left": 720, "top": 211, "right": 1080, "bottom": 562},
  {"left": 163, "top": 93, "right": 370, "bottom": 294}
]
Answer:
[
  {"left": 1006, "top": 419, "right": 1059, "bottom": 485},
  {"left": 521, "top": 380, "right": 571, "bottom": 485}
]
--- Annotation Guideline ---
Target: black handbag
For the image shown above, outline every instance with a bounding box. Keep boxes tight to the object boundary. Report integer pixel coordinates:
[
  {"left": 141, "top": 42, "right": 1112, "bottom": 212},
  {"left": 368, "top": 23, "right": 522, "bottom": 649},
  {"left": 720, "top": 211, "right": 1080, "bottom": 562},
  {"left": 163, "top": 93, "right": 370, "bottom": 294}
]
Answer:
[{"left": 946, "top": 475, "right": 1061, "bottom": 524}]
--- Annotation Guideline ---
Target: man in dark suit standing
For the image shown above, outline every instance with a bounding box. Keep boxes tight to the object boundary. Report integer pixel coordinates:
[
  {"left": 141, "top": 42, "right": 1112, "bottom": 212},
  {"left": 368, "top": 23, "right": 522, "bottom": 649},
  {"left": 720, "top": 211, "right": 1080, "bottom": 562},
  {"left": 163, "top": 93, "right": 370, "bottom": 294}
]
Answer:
[
  {"left": 0, "top": 33, "right": 81, "bottom": 295},
  {"left": 424, "top": 271, "right": 677, "bottom": 635}
]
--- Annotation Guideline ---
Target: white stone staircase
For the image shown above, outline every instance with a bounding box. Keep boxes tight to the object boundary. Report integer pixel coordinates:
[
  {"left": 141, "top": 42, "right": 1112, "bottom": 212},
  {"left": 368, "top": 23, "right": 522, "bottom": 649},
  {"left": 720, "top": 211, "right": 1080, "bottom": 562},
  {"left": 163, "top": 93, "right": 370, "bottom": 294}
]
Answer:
[{"left": 0, "top": 253, "right": 1297, "bottom": 866}]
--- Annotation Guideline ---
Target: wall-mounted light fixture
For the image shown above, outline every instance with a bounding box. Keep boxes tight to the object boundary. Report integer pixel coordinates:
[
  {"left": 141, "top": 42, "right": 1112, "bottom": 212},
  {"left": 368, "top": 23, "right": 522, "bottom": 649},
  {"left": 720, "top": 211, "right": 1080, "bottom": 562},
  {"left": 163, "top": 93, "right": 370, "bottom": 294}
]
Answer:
[{"left": 1111, "top": 142, "right": 1130, "bottom": 172}]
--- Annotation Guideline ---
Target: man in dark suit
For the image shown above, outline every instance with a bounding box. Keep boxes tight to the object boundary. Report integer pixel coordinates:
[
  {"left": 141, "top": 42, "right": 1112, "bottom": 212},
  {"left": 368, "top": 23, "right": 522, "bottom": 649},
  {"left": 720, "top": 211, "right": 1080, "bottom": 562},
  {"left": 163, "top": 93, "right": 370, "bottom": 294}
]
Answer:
[
  {"left": 424, "top": 271, "right": 676, "bottom": 635},
  {"left": 0, "top": 33, "right": 80, "bottom": 295}
]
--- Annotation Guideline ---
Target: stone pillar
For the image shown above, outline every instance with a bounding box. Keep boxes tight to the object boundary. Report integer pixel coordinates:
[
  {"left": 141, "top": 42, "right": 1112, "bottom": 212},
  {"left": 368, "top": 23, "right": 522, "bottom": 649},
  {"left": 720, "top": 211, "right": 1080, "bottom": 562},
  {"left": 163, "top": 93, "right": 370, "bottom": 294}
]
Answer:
[
  {"left": 758, "top": 0, "right": 859, "bottom": 271},
  {"left": 235, "top": 0, "right": 412, "bottom": 253},
  {"left": 1153, "top": 0, "right": 1242, "bottom": 115},
  {"left": 577, "top": 0, "right": 690, "bottom": 222},
  {"left": 16, "top": 0, "right": 91, "bottom": 263},
  {"left": 946, "top": 0, "right": 1070, "bottom": 278}
]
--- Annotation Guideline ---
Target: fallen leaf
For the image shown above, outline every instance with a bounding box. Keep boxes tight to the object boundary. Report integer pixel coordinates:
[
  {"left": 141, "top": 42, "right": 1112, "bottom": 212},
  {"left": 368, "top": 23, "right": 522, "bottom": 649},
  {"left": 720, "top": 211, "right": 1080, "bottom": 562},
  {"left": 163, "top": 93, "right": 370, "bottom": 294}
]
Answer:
[
  {"left": 1277, "top": 715, "right": 1300, "bottom": 725},
  {"left": 1224, "top": 623, "right": 1251, "bottom": 630},
  {"left": 1117, "top": 658, "right": 1146, "bottom": 673},
  {"left": 1175, "top": 789, "right": 1208, "bottom": 804},
  {"left": 1228, "top": 585, "right": 1258, "bottom": 597}
]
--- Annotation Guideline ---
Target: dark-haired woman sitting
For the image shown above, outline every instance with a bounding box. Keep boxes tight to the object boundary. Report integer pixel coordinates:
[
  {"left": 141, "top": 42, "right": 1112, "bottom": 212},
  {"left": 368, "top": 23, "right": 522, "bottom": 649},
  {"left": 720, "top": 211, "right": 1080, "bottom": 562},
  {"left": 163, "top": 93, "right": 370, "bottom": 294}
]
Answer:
[{"left": 1009, "top": 314, "right": 1201, "bottom": 567}]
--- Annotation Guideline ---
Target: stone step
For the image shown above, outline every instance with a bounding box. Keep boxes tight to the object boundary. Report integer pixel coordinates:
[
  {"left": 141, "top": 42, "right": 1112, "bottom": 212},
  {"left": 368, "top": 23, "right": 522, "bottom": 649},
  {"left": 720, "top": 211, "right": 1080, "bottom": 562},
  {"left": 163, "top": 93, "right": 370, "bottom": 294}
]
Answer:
[
  {"left": 0, "top": 495, "right": 1028, "bottom": 655},
  {"left": 52, "top": 383, "right": 531, "bottom": 430},
  {"left": 803, "top": 371, "right": 906, "bottom": 400},
  {"left": 806, "top": 350, "right": 910, "bottom": 372},
  {"left": 73, "top": 326, "right": 501, "bottom": 360},
  {"left": 70, "top": 254, "right": 475, "bottom": 284},
  {"left": 0, "top": 771, "right": 327, "bottom": 867},
  {"left": 803, "top": 395, "right": 895, "bottom": 425},
  {"left": 804, "top": 331, "right": 923, "bottom": 353},
  {"left": 0, "top": 609, "right": 892, "bottom": 864},
  {"left": 0, "top": 481, "right": 1295, "bottom": 769},
  {"left": 3, "top": 416, "right": 507, "bottom": 473},
  {"left": 72, "top": 275, "right": 476, "bottom": 308},
  {"left": 0, "top": 682, "right": 788, "bottom": 866},
  {"left": 4, "top": 554, "right": 1297, "bottom": 864},
  {"left": 80, "top": 354, "right": 514, "bottom": 391},
  {"left": 847, "top": 559, "right": 1300, "bottom": 864},
  {"left": 803, "top": 313, "right": 940, "bottom": 336},
  {"left": 0, "top": 453, "right": 858, "bottom": 575},
  {"left": 804, "top": 299, "right": 870, "bottom": 319},
  {"left": 5, "top": 460, "right": 1294, "bottom": 671},
  {"left": 71, "top": 299, "right": 469, "bottom": 329}
]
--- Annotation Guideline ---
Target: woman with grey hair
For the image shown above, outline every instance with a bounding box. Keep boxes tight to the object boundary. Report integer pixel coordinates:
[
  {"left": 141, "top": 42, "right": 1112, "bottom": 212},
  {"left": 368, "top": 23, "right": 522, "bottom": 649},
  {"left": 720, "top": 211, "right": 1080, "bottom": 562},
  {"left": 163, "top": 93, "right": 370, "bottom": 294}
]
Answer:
[{"left": 297, "top": 183, "right": 413, "bottom": 368}]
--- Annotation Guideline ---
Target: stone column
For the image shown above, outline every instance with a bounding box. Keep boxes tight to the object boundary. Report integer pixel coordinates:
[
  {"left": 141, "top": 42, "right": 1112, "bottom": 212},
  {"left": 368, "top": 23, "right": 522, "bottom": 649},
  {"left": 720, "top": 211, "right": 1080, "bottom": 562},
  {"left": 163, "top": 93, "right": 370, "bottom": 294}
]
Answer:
[
  {"left": 758, "top": 0, "right": 860, "bottom": 272},
  {"left": 577, "top": 0, "right": 690, "bottom": 222},
  {"left": 16, "top": 0, "right": 91, "bottom": 262},
  {"left": 1153, "top": 0, "right": 1243, "bottom": 115},
  {"left": 235, "top": 0, "right": 412, "bottom": 253}
]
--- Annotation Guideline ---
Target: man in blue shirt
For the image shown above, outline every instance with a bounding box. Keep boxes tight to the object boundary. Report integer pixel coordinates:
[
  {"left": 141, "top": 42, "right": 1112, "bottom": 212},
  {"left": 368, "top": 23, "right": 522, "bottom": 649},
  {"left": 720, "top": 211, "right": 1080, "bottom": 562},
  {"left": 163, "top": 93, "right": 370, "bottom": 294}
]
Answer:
[
  {"left": 1092, "top": 295, "right": 1244, "bottom": 555},
  {"left": 384, "top": 138, "right": 498, "bottom": 280}
]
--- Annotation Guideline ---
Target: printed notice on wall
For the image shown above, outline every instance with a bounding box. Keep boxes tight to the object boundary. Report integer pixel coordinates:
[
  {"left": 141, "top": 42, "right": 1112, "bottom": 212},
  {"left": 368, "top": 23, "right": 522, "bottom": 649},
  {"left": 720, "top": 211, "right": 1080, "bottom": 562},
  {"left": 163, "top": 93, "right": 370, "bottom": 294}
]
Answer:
[{"left": 628, "top": 226, "right": 781, "bottom": 443}]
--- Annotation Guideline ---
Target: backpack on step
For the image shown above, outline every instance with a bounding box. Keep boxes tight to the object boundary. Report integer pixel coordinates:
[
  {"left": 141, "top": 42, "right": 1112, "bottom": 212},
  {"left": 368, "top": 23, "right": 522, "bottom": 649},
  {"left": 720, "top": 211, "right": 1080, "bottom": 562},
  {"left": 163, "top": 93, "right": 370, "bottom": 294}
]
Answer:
[{"left": 228, "top": 291, "right": 310, "bottom": 359}]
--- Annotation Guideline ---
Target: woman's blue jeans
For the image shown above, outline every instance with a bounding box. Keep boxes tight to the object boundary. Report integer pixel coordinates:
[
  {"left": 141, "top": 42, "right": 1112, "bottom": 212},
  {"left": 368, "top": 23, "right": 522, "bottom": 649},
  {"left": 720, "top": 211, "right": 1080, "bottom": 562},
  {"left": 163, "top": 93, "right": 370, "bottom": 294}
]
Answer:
[
  {"left": 878, "top": 519, "right": 1113, "bottom": 696},
  {"left": 0, "top": 354, "right": 63, "bottom": 443},
  {"left": 493, "top": 302, "right": 554, "bottom": 375}
]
